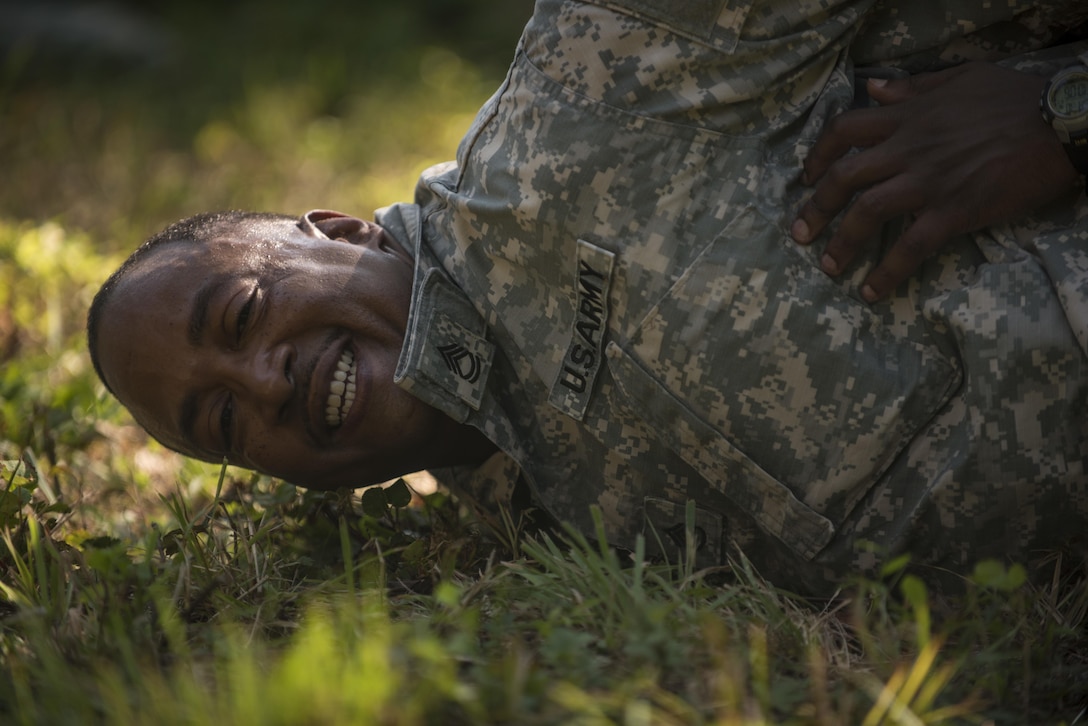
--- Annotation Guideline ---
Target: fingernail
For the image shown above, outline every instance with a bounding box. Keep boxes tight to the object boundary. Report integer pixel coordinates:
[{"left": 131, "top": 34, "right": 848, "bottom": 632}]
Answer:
[
  {"left": 861, "top": 284, "right": 878, "bottom": 302},
  {"left": 791, "top": 218, "right": 810, "bottom": 244},
  {"left": 820, "top": 253, "right": 838, "bottom": 276},
  {"left": 868, "top": 77, "right": 888, "bottom": 88}
]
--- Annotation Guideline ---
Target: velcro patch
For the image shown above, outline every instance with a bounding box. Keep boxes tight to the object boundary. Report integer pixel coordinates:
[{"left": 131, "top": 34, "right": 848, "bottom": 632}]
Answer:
[
  {"left": 420, "top": 312, "right": 494, "bottom": 410},
  {"left": 548, "top": 239, "right": 615, "bottom": 420}
]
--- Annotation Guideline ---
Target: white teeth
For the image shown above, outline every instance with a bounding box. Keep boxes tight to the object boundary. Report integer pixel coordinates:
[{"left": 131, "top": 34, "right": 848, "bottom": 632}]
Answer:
[{"left": 325, "top": 349, "right": 357, "bottom": 427}]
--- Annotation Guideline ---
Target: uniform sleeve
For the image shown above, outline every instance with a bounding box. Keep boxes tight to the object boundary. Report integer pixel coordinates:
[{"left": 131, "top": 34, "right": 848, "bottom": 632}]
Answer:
[
  {"left": 850, "top": 0, "right": 1088, "bottom": 72},
  {"left": 519, "top": 0, "right": 866, "bottom": 137}
]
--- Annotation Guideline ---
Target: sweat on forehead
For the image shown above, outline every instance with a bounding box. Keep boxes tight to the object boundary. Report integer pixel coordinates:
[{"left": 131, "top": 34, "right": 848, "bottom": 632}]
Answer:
[{"left": 155, "top": 210, "right": 297, "bottom": 243}]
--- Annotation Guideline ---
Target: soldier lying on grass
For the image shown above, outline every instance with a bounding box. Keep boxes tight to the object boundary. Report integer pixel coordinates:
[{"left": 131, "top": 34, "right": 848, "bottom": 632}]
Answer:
[{"left": 88, "top": 0, "right": 1088, "bottom": 596}]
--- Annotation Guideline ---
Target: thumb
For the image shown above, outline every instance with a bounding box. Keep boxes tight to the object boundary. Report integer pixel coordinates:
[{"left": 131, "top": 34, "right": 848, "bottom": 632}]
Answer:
[
  {"left": 867, "top": 65, "right": 965, "bottom": 105},
  {"left": 865, "top": 76, "right": 917, "bottom": 104}
]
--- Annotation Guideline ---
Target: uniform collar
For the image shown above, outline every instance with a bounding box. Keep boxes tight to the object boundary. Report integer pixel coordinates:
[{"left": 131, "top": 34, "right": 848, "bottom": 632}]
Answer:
[{"left": 378, "top": 203, "right": 496, "bottom": 423}]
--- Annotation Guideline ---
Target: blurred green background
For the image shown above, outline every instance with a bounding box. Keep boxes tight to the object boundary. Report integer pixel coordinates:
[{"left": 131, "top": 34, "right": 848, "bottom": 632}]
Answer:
[
  {"left": 0, "top": 0, "right": 532, "bottom": 526},
  {"left": 1, "top": 0, "right": 533, "bottom": 245}
]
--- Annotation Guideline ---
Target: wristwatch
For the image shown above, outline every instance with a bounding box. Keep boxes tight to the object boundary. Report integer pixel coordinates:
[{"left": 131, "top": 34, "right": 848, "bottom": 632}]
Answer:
[{"left": 1041, "top": 64, "right": 1088, "bottom": 177}]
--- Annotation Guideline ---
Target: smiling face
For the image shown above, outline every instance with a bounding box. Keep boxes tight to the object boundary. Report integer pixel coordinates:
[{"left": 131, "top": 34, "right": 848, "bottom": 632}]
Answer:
[{"left": 95, "top": 210, "right": 447, "bottom": 488}]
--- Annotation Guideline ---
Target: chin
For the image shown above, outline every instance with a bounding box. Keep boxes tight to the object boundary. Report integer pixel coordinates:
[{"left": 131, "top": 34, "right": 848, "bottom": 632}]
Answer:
[{"left": 298, "top": 463, "right": 409, "bottom": 492}]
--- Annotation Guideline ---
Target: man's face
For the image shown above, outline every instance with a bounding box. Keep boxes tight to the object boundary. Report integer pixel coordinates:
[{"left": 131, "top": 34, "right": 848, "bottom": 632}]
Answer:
[{"left": 97, "top": 210, "right": 440, "bottom": 488}]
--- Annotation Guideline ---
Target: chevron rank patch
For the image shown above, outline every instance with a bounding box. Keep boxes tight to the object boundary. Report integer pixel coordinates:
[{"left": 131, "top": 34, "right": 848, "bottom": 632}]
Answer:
[{"left": 420, "top": 311, "right": 494, "bottom": 410}]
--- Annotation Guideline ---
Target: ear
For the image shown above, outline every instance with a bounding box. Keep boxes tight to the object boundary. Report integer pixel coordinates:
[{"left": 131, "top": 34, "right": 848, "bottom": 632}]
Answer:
[{"left": 298, "top": 209, "right": 368, "bottom": 242}]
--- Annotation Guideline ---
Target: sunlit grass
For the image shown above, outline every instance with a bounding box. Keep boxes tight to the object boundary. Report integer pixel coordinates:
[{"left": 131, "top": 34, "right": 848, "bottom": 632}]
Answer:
[{"left": 0, "top": 469, "right": 1084, "bottom": 724}]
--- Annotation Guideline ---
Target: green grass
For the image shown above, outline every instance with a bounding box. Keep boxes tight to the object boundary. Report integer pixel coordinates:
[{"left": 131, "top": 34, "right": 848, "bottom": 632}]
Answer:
[
  {"left": 1, "top": 1, "right": 1086, "bottom": 723},
  {"left": 0, "top": 462, "right": 1085, "bottom": 724}
]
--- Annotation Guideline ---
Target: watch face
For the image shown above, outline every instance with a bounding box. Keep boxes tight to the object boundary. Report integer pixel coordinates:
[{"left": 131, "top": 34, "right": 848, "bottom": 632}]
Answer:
[{"left": 1050, "top": 74, "right": 1088, "bottom": 118}]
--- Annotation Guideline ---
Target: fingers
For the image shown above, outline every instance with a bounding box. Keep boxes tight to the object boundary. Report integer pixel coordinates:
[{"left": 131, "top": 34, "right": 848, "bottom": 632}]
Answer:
[
  {"left": 818, "top": 173, "right": 924, "bottom": 277},
  {"left": 800, "top": 175, "right": 963, "bottom": 302},
  {"left": 864, "top": 64, "right": 964, "bottom": 105},
  {"left": 792, "top": 138, "right": 902, "bottom": 246},
  {"left": 858, "top": 209, "right": 965, "bottom": 302},
  {"left": 799, "top": 64, "right": 969, "bottom": 200},
  {"left": 795, "top": 164, "right": 959, "bottom": 302},
  {"left": 792, "top": 63, "right": 991, "bottom": 302},
  {"left": 794, "top": 64, "right": 971, "bottom": 244},
  {"left": 800, "top": 107, "right": 895, "bottom": 189}
]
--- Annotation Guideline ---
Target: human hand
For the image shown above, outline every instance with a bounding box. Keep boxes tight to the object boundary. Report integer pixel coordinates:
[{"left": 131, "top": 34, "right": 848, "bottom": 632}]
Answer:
[{"left": 791, "top": 62, "right": 1080, "bottom": 301}]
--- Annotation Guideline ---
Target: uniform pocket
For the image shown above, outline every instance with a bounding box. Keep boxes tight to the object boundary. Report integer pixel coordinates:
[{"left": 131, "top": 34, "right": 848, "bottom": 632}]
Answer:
[
  {"left": 606, "top": 207, "right": 959, "bottom": 560},
  {"left": 611, "top": 345, "right": 835, "bottom": 559}
]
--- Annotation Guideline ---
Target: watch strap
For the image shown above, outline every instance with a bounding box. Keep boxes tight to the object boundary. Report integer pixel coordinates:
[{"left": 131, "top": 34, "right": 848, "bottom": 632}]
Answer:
[{"left": 1064, "top": 134, "right": 1088, "bottom": 177}]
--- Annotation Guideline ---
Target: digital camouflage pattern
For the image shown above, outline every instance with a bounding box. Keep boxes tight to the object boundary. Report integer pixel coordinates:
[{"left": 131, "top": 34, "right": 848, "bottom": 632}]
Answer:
[{"left": 383, "top": 0, "right": 1088, "bottom": 595}]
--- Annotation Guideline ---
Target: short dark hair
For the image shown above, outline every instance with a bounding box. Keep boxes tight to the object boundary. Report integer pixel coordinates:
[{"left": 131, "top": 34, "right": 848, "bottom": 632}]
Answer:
[{"left": 86, "top": 210, "right": 294, "bottom": 395}]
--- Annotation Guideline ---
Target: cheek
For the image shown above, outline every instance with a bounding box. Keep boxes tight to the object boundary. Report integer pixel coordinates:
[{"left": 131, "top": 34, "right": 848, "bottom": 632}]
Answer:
[{"left": 373, "top": 388, "right": 440, "bottom": 449}]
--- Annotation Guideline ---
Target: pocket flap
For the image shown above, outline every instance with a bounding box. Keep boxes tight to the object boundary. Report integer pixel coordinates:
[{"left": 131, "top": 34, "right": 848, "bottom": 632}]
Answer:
[{"left": 610, "top": 342, "right": 835, "bottom": 560}]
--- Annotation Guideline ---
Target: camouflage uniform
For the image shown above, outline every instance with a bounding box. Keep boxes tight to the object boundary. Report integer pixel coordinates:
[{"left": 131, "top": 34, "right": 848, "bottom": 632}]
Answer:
[{"left": 379, "top": 0, "right": 1088, "bottom": 595}]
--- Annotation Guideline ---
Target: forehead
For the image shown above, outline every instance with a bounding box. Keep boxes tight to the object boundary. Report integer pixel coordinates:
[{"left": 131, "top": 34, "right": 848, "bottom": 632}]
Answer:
[
  {"left": 135, "top": 229, "right": 284, "bottom": 280},
  {"left": 111, "top": 220, "right": 311, "bottom": 311}
]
